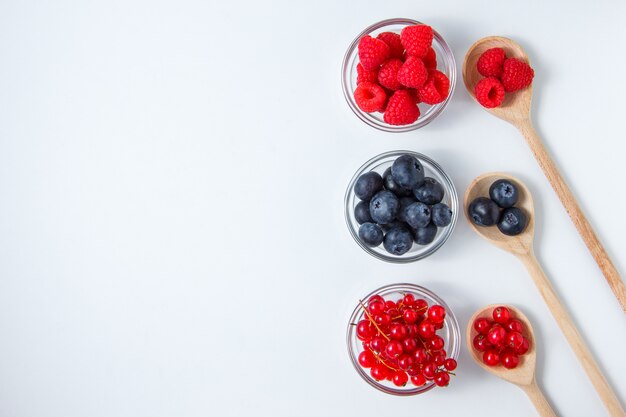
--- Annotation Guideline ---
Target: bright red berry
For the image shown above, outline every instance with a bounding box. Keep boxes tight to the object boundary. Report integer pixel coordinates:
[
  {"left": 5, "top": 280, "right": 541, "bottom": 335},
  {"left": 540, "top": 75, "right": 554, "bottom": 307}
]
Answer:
[
  {"left": 493, "top": 306, "right": 511, "bottom": 324},
  {"left": 385, "top": 340, "right": 404, "bottom": 358},
  {"left": 368, "top": 299, "right": 386, "bottom": 315},
  {"left": 384, "top": 300, "right": 396, "bottom": 310},
  {"left": 414, "top": 348, "right": 431, "bottom": 364},
  {"left": 376, "top": 31, "right": 404, "bottom": 60},
  {"left": 422, "top": 362, "right": 437, "bottom": 379},
  {"left": 473, "top": 334, "right": 490, "bottom": 352},
  {"left": 378, "top": 59, "right": 403, "bottom": 90},
  {"left": 427, "top": 305, "right": 446, "bottom": 324},
  {"left": 516, "top": 337, "right": 531, "bottom": 355},
  {"left": 487, "top": 325, "right": 507, "bottom": 346},
  {"left": 433, "top": 352, "right": 446, "bottom": 366},
  {"left": 502, "top": 351, "right": 520, "bottom": 369},
  {"left": 392, "top": 370, "right": 409, "bottom": 387},
  {"left": 370, "top": 336, "right": 387, "bottom": 353},
  {"left": 417, "top": 319, "right": 436, "bottom": 339},
  {"left": 356, "top": 319, "right": 374, "bottom": 340},
  {"left": 357, "top": 35, "right": 390, "bottom": 70},
  {"left": 403, "top": 294, "right": 415, "bottom": 306},
  {"left": 477, "top": 47, "right": 506, "bottom": 77},
  {"left": 402, "top": 337, "right": 418, "bottom": 353},
  {"left": 397, "top": 56, "right": 428, "bottom": 88},
  {"left": 506, "top": 331, "right": 525, "bottom": 349},
  {"left": 389, "top": 323, "right": 408, "bottom": 340},
  {"left": 429, "top": 335, "right": 445, "bottom": 351},
  {"left": 475, "top": 77, "right": 505, "bottom": 108},
  {"left": 356, "top": 63, "right": 379, "bottom": 85},
  {"left": 414, "top": 298, "right": 428, "bottom": 312},
  {"left": 423, "top": 47, "right": 437, "bottom": 69},
  {"left": 501, "top": 57, "right": 534, "bottom": 92},
  {"left": 403, "top": 309, "right": 419, "bottom": 324},
  {"left": 411, "top": 374, "right": 426, "bottom": 386},
  {"left": 483, "top": 349, "right": 500, "bottom": 366},
  {"left": 434, "top": 371, "right": 450, "bottom": 387},
  {"left": 368, "top": 295, "right": 384, "bottom": 304},
  {"left": 416, "top": 70, "right": 450, "bottom": 105},
  {"left": 397, "top": 354, "right": 415, "bottom": 370},
  {"left": 507, "top": 318, "right": 524, "bottom": 333},
  {"left": 444, "top": 358, "right": 457, "bottom": 371},
  {"left": 370, "top": 364, "right": 389, "bottom": 381},
  {"left": 473, "top": 317, "right": 491, "bottom": 335},
  {"left": 383, "top": 90, "right": 419, "bottom": 125},
  {"left": 358, "top": 350, "right": 376, "bottom": 368},
  {"left": 400, "top": 24, "right": 434, "bottom": 58}
]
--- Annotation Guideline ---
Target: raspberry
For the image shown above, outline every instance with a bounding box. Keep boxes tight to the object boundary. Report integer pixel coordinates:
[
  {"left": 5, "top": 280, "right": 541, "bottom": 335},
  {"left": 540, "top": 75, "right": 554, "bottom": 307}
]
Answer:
[
  {"left": 357, "top": 63, "right": 379, "bottom": 84},
  {"left": 423, "top": 47, "right": 437, "bottom": 69},
  {"left": 477, "top": 48, "right": 506, "bottom": 78},
  {"left": 475, "top": 77, "right": 505, "bottom": 108},
  {"left": 376, "top": 32, "right": 404, "bottom": 60},
  {"left": 378, "top": 59, "right": 403, "bottom": 90},
  {"left": 400, "top": 24, "right": 433, "bottom": 59},
  {"left": 354, "top": 81, "right": 387, "bottom": 113},
  {"left": 397, "top": 56, "right": 428, "bottom": 88},
  {"left": 501, "top": 58, "right": 534, "bottom": 92},
  {"left": 416, "top": 70, "right": 450, "bottom": 105},
  {"left": 358, "top": 35, "right": 390, "bottom": 70},
  {"left": 383, "top": 90, "right": 419, "bottom": 125}
]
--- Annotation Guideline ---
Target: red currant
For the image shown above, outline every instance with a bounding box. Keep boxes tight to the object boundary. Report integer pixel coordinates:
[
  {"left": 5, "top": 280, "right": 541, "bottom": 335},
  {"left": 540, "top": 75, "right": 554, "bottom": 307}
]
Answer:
[
  {"left": 506, "top": 318, "right": 524, "bottom": 333},
  {"left": 473, "top": 334, "right": 489, "bottom": 352},
  {"left": 473, "top": 317, "right": 491, "bottom": 335},
  {"left": 374, "top": 313, "right": 391, "bottom": 327},
  {"left": 502, "top": 351, "right": 520, "bottom": 369},
  {"left": 414, "top": 298, "right": 428, "bottom": 312},
  {"left": 369, "top": 295, "right": 384, "bottom": 304},
  {"left": 369, "top": 300, "right": 385, "bottom": 315},
  {"left": 397, "top": 354, "right": 415, "bottom": 370},
  {"left": 506, "top": 331, "right": 524, "bottom": 349},
  {"left": 356, "top": 320, "right": 374, "bottom": 341},
  {"left": 405, "top": 324, "right": 418, "bottom": 337},
  {"left": 429, "top": 335, "right": 445, "bottom": 351},
  {"left": 414, "top": 348, "right": 431, "bottom": 364},
  {"left": 418, "top": 320, "right": 436, "bottom": 339},
  {"left": 433, "top": 352, "right": 446, "bottom": 366},
  {"left": 403, "top": 309, "right": 418, "bottom": 324},
  {"left": 370, "top": 364, "right": 389, "bottom": 381},
  {"left": 516, "top": 337, "right": 530, "bottom": 355},
  {"left": 385, "top": 340, "right": 404, "bottom": 359},
  {"left": 427, "top": 305, "right": 446, "bottom": 324},
  {"left": 403, "top": 293, "right": 415, "bottom": 306},
  {"left": 385, "top": 300, "right": 397, "bottom": 311},
  {"left": 487, "top": 325, "right": 506, "bottom": 346},
  {"left": 411, "top": 374, "right": 426, "bottom": 386},
  {"left": 492, "top": 306, "right": 511, "bottom": 325},
  {"left": 482, "top": 349, "right": 500, "bottom": 366},
  {"left": 434, "top": 371, "right": 450, "bottom": 387},
  {"left": 392, "top": 370, "right": 409, "bottom": 387},
  {"left": 389, "top": 323, "right": 408, "bottom": 340},
  {"left": 370, "top": 336, "right": 387, "bottom": 353},
  {"left": 422, "top": 362, "right": 437, "bottom": 379},
  {"left": 402, "top": 337, "right": 418, "bottom": 353},
  {"left": 358, "top": 350, "right": 376, "bottom": 368},
  {"left": 444, "top": 358, "right": 457, "bottom": 371}
]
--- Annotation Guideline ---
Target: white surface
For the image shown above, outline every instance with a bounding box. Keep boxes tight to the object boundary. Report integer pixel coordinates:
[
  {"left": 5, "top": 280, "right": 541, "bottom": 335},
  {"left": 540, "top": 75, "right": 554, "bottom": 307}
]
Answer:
[{"left": 1, "top": 1, "right": 625, "bottom": 416}]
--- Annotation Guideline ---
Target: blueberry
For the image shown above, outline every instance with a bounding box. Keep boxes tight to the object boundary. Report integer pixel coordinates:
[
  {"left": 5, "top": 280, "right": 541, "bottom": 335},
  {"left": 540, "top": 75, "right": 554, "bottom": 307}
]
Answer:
[
  {"left": 383, "top": 168, "right": 413, "bottom": 197},
  {"left": 354, "top": 200, "right": 373, "bottom": 224},
  {"left": 391, "top": 154, "right": 425, "bottom": 189},
  {"left": 489, "top": 179, "right": 519, "bottom": 208},
  {"left": 414, "top": 222, "right": 438, "bottom": 245},
  {"left": 369, "top": 190, "right": 399, "bottom": 224},
  {"left": 404, "top": 202, "right": 431, "bottom": 229},
  {"left": 397, "top": 196, "right": 417, "bottom": 222},
  {"left": 354, "top": 171, "right": 383, "bottom": 201},
  {"left": 413, "top": 177, "right": 444, "bottom": 205},
  {"left": 431, "top": 203, "right": 453, "bottom": 227},
  {"left": 468, "top": 197, "right": 500, "bottom": 227},
  {"left": 358, "top": 222, "right": 384, "bottom": 246},
  {"left": 383, "top": 226, "right": 414, "bottom": 255},
  {"left": 497, "top": 207, "right": 528, "bottom": 236},
  {"left": 381, "top": 220, "right": 411, "bottom": 232}
]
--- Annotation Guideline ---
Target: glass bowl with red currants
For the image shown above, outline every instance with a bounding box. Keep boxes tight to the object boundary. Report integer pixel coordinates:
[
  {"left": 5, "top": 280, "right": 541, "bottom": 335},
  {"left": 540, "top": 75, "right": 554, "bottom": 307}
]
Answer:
[
  {"left": 341, "top": 18, "right": 456, "bottom": 132},
  {"left": 347, "top": 283, "right": 461, "bottom": 395}
]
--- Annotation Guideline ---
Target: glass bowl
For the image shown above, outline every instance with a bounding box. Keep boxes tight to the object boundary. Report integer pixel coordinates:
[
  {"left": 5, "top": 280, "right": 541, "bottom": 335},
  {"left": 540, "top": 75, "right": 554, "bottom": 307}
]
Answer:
[
  {"left": 346, "top": 283, "right": 461, "bottom": 395},
  {"left": 341, "top": 18, "right": 457, "bottom": 132},
  {"left": 344, "top": 150, "right": 458, "bottom": 263}
]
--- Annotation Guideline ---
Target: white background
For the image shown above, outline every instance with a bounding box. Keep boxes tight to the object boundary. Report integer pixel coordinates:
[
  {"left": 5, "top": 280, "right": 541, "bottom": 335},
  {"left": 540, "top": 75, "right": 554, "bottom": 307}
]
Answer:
[{"left": 1, "top": 1, "right": 625, "bottom": 416}]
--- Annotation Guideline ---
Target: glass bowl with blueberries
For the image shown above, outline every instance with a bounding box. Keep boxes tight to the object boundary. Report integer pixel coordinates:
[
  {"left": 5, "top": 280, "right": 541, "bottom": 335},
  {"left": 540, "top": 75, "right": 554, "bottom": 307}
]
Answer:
[
  {"left": 341, "top": 18, "right": 456, "bottom": 132},
  {"left": 346, "top": 283, "right": 461, "bottom": 395},
  {"left": 345, "top": 151, "right": 458, "bottom": 263}
]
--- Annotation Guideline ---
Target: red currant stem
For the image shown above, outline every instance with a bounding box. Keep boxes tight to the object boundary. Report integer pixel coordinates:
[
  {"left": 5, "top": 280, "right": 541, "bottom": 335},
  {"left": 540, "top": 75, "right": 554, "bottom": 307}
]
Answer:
[
  {"left": 369, "top": 347, "right": 400, "bottom": 372},
  {"left": 442, "top": 370, "right": 456, "bottom": 376},
  {"left": 358, "top": 299, "right": 390, "bottom": 341},
  {"left": 392, "top": 315, "right": 403, "bottom": 320}
]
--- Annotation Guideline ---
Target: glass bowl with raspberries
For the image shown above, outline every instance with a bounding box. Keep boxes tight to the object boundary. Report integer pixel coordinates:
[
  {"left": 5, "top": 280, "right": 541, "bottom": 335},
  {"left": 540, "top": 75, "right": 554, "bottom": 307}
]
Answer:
[
  {"left": 345, "top": 150, "right": 458, "bottom": 263},
  {"left": 347, "top": 283, "right": 461, "bottom": 395},
  {"left": 341, "top": 18, "right": 456, "bottom": 132}
]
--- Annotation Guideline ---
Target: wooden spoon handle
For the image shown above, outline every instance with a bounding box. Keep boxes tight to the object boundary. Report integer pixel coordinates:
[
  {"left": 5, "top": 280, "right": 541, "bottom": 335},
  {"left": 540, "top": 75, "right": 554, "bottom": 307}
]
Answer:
[
  {"left": 516, "top": 119, "right": 626, "bottom": 313},
  {"left": 520, "top": 253, "right": 626, "bottom": 417},
  {"left": 522, "top": 380, "right": 558, "bottom": 417}
]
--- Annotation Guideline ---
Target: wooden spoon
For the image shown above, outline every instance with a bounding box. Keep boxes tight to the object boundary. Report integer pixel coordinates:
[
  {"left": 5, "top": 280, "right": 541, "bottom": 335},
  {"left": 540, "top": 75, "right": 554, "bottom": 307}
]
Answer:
[
  {"left": 465, "top": 173, "right": 625, "bottom": 417},
  {"left": 467, "top": 305, "right": 555, "bottom": 417},
  {"left": 463, "top": 36, "right": 626, "bottom": 313}
]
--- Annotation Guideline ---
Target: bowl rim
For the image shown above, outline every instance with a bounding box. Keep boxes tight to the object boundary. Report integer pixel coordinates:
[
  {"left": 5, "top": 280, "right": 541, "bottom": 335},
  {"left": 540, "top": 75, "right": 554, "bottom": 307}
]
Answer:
[
  {"left": 341, "top": 18, "right": 457, "bottom": 132},
  {"left": 346, "top": 283, "right": 461, "bottom": 395},
  {"left": 344, "top": 150, "right": 458, "bottom": 263}
]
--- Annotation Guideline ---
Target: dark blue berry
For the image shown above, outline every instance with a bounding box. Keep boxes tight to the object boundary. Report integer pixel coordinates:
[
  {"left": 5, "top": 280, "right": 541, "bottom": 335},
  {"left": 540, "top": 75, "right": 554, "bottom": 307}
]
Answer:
[
  {"left": 354, "top": 200, "right": 373, "bottom": 224},
  {"left": 369, "top": 190, "right": 399, "bottom": 224},
  {"left": 404, "top": 202, "right": 431, "bottom": 229},
  {"left": 497, "top": 207, "right": 528, "bottom": 236},
  {"left": 431, "top": 203, "right": 453, "bottom": 227},
  {"left": 383, "top": 168, "right": 413, "bottom": 197},
  {"left": 381, "top": 220, "right": 411, "bottom": 232},
  {"left": 413, "top": 177, "right": 444, "bottom": 205},
  {"left": 489, "top": 179, "right": 519, "bottom": 208},
  {"left": 383, "top": 226, "right": 414, "bottom": 255},
  {"left": 354, "top": 171, "right": 383, "bottom": 201},
  {"left": 414, "top": 222, "right": 438, "bottom": 245},
  {"left": 391, "top": 154, "right": 424, "bottom": 189},
  {"left": 358, "top": 223, "right": 384, "bottom": 246},
  {"left": 397, "top": 196, "right": 417, "bottom": 222},
  {"left": 468, "top": 197, "right": 500, "bottom": 227}
]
